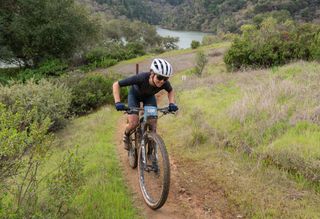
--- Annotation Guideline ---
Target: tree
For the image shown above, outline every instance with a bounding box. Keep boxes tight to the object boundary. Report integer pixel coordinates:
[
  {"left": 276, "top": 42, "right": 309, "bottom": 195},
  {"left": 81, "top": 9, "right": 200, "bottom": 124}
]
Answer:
[
  {"left": 0, "top": 0, "right": 99, "bottom": 66},
  {"left": 191, "top": 40, "right": 200, "bottom": 49},
  {"left": 161, "top": 36, "right": 179, "bottom": 50}
]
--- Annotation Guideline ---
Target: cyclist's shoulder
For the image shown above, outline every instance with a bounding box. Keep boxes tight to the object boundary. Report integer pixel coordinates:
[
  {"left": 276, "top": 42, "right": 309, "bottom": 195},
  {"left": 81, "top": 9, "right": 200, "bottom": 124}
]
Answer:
[
  {"left": 128, "top": 72, "right": 149, "bottom": 79},
  {"left": 134, "top": 72, "right": 151, "bottom": 81},
  {"left": 138, "top": 72, "right": 151, "bottom": 77}
]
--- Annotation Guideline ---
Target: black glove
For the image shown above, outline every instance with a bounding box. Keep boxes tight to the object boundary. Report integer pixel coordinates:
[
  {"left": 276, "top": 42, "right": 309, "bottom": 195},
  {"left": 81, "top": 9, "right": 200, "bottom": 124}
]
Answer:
[
  {"left": 168, "top": 103, "right": 178, "bottom": 112},
  {"left": 115, "top": 102, "right": 126, "bottom": 111}
]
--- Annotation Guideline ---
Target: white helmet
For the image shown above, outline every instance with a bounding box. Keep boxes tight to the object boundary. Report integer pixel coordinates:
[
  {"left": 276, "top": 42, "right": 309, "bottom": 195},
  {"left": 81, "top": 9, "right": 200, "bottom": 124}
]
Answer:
[{"left": 150, "top": 58, "right": 173, "bottom": 77}]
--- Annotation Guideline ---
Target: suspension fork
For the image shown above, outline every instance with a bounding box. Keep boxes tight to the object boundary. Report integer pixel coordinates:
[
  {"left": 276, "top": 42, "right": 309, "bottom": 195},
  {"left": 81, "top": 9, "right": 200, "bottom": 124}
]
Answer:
[
  {"left": 140, "top": 118, "right": 158, "bottom": 170},
  {"left": 140, "top": 122, "right": 147, "bottom": 169}
]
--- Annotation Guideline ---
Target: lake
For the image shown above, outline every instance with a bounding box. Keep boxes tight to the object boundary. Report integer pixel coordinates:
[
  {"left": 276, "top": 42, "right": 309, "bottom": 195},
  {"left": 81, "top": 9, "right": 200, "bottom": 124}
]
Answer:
[
  {"left": 0, "top": 60, "right": 20, "bottom": 68},
  {"left": 156, "top": 27, "right": 211, "bottom": 49}
]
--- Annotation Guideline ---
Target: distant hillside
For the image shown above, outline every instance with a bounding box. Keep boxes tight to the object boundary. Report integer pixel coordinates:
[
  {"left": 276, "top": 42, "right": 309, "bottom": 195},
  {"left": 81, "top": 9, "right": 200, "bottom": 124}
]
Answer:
[{"left": 81, "top": 0, "right": 320, "bottom": 33}]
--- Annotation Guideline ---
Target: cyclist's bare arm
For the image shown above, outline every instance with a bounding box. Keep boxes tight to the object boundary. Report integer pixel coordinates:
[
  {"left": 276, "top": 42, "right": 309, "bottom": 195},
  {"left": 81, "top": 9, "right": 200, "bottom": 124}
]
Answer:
[
  {"left": 168, "top": 89, "right": 175, "bottom": 104},
  {"left": 113, "top": 81, "right": 121, "bottom": 103}
]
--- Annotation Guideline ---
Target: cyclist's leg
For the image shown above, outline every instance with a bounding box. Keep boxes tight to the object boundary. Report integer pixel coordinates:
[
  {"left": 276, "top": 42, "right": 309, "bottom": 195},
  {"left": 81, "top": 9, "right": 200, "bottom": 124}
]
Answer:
[
  {"left": 143, "top": 95, "right": 157, "bottom": 132},
  {"left": 123, "top": 89, "right": 139, "bottom": 150},
  {"left": 126, "top": 89, "right": 140, "bottom": 133}
]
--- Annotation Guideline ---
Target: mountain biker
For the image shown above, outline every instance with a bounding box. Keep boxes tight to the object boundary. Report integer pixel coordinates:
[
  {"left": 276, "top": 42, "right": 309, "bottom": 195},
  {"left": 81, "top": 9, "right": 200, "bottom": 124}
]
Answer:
[{"left": 112, "top": 58, "right": 179, "bottom": 150}]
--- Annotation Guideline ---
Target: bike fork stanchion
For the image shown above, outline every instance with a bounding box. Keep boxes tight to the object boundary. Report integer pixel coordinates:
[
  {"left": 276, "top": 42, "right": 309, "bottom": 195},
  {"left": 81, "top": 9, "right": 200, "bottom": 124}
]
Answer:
[
  {"left": 141, "top": 139, "right": 147, "bottom": 170},
  {"left": 153, "top": 144, "right": 159, "bottom": 172}
]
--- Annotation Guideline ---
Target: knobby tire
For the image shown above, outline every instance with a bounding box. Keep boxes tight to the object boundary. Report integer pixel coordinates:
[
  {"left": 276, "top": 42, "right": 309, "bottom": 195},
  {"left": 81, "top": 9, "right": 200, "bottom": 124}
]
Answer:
[{"left": 138, "top": 132, "right": 170, "bottom": 210}]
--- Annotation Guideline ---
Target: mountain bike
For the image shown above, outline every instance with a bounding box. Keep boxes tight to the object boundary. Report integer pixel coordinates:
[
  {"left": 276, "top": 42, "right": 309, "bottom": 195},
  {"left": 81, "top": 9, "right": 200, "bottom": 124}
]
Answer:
[{"left": 120, "top": 105, "right": 175, "bottom": 210}]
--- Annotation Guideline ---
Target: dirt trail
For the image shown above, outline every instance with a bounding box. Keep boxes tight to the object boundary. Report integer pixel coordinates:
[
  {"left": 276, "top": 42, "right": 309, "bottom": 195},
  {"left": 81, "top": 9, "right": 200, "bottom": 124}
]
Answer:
[
  {"left": 99, "top": 48, "right": 226, "bottom": 76},
  {"left": 116, "top": 117, "right": 237, "bottom": 219}
]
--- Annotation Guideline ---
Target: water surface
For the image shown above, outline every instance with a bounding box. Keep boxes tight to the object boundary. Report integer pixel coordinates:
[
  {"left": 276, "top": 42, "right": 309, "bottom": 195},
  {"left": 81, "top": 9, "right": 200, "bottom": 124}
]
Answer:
[{"left": 156, "top": 27, "right": 211, "bottom": 49}]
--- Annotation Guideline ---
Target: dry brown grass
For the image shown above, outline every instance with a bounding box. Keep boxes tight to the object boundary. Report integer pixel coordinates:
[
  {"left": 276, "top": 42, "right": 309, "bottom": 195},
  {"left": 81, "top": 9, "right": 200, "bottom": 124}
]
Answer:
[
  {"left": 226, "top": 62, "right": 320, "bottom": 147},
  {"left": 229, "top": 78, "right": 299, "bottom": 124},
  {"left": 176, "top": 73, "right": 232, "bottom": 91}
]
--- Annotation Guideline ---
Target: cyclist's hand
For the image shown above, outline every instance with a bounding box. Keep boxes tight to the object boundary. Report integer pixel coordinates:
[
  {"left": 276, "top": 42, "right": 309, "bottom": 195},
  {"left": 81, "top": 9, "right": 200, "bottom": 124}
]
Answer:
[
  {"left": 168, "top": 103, "right": 178, "bottom": 112},
  {"left": 115, "top": 102, "right": 126, "bottom": 111}
]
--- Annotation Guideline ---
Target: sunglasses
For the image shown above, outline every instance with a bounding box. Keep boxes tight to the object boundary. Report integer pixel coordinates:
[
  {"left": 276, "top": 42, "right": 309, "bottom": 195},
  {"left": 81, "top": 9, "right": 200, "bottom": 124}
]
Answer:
[{"left": 156, "top": 75, "right": 169, "bottom": 81}]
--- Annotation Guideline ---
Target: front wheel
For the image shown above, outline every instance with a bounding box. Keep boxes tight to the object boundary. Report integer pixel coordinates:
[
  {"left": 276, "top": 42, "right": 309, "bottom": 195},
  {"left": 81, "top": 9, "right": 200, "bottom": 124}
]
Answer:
[
  {"left": 138, "top": 132, "right": 170, "bottom": 210},
  {"left": 128, "top": 133, "right": 138, "bottom": 169}
]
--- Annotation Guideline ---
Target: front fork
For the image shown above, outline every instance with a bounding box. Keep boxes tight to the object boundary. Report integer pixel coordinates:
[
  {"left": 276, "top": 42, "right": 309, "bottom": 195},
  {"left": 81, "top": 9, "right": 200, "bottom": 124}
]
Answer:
[
  {"left": 140, "top": 133, "right": 159, "bottom": 172},
  {"left": 140, "top": 118, "right": 158, "bottom": 171},
  {"left": 141, "top": 138, "right": 147, "bottom": 169}
]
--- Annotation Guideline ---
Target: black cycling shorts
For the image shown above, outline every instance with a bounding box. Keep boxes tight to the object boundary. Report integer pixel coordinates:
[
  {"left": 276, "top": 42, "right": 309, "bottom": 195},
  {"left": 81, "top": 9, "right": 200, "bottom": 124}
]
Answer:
[{"left": 128, "top": 89, "right": 157, "bottom": 115}]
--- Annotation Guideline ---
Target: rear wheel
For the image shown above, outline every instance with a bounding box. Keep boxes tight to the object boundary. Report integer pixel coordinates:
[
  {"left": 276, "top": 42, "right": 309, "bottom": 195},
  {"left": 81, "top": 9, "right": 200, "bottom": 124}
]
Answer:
[{"left": 138, "top": 132, "right": 170, "bottom": 210}]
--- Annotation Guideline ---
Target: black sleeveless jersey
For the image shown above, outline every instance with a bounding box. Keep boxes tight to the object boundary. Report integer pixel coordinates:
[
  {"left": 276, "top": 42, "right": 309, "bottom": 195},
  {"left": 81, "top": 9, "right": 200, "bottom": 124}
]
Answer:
[{"left": 118, "top": 72, "right": 172, "bottom": 98}]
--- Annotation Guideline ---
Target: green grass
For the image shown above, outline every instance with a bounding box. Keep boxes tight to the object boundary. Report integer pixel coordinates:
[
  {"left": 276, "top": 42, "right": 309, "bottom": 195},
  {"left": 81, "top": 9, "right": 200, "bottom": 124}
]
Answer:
[
  {"left": 178, "top": 84, "right": 241, "bottom": 131},
  {"left": 115, "top": 54, "right": 154, "bottom": 65},
  {"left": 257, "top": 122, "right": 320, "bottom": 186},
  {"left": 181, "top": 84, "right": 239, "bottom": 114},
  {"left": 43, "top": 107, "right": 140, "bottom": 218},
  {"left": 201, "top": 41, "right": 231, "bottom": 50},
  {"left": 158, "top": 59, "right": 320, "bottom": 218},
  {"left": 271, "top": 61, "right": 319, "bottom": 79},
  {"left": 262, "top": 122, "right": 320, "bottom": 160},
  {"left": 160, "top": 110, "right": 320, "bottom": 218}
]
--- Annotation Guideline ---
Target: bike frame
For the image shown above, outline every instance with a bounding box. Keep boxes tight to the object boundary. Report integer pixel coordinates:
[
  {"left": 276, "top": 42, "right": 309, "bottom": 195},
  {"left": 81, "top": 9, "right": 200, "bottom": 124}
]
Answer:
[{"left": 129, "top": 107, "right": 168, "bottom": 171}]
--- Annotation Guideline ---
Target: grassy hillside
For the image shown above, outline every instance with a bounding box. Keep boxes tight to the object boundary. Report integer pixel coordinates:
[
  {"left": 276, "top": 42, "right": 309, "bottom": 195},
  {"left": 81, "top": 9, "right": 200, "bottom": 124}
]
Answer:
[
  {"left": 159, "top": 50, "right": 320, "bottom": 217},
  {"left": 41, "top": 107, "right": 140, "bottom": 218}
]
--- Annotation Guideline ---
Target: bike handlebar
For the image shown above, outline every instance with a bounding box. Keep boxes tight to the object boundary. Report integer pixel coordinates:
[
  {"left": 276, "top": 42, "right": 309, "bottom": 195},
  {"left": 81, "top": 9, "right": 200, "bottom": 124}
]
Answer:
[{"left": 120, "top": 106, "right": 176, "bottom": 115}]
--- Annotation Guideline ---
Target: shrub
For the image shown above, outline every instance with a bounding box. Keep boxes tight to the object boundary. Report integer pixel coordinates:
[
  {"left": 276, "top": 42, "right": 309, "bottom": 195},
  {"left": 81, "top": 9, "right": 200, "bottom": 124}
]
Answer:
[
  {"left": 310, "top": 32, "right": 320, "bottom": 60},
  {"left": 160, "top": 36, "right": 179, "bottom": 50},
  {"left": 189, "top": 109, "right": 210, "bottom": 147},
  {"left": 85, "top": 42, "right": 146, "bottom": 67},
  {"left": 70, "top": 74, "right": 115, "bottom": 115},
  {"left": 195, "top": 50, "right": 208, "bottom": 76},
  {"left": 224, "top": 18, "right": 320, "bottom": 70},
  {"left": 202, "top": 35, "right": 220, "bottom": 46},
  {"left": 97, "top": 58, "right": 118, "bottom": 68},
  {"left": 125, "top": 42, "right": 146, "bottom": 58},
  {"left": 149, "top": 47, "right": 166, "bottom": 54},
  {"left": 0, "top": 103, "right": 84, "bottom": 217},
  {"left": 0, "top": 68, "right": 20, "bottom": 84},
  {"left": 37, "top": 59, "right": 68, "bottom": 76},
  {"left": 0, "top": 103, "right": 52, "bottom": 217},
  {"left": 191, "top": 40, "right": 200, "bottom": 49},
  {"left": 85, "top": 47, "right": 109, "bottom": 64},
  {"left": 0, "top": 79, "right": 72, "bottom": 130},
  {"left": 219, "top": 32, "right": 238, "bottom": 41},
  {"left": 224, "top": 37, "right": 252, "bottom": 71},
  {"left": 17, "top": 59, "right": 68, "bottom": 82},
  {"left": 46, "top": 148, "right": 85, "bottom": 217}
]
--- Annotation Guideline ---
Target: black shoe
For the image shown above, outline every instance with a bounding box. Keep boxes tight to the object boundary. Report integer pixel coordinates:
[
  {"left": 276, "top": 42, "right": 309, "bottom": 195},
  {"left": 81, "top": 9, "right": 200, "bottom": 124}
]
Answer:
[{"left": 123, "top": 133, "right": 130, "bottom": 151}]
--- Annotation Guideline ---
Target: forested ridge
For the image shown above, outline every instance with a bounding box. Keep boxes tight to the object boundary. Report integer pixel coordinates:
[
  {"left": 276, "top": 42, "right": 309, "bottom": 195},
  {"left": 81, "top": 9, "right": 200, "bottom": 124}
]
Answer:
[{"left": 86, "top": 0, "right": 320, "bottom": 32}]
